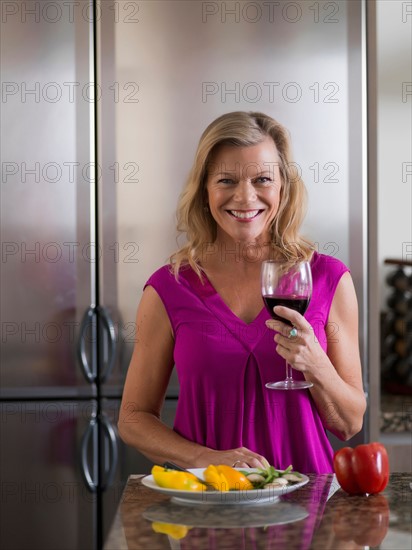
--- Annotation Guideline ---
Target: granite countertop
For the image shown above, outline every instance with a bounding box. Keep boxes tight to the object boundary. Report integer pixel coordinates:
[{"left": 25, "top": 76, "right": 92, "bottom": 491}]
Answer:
[{"left": 104, "top": 473, "right": 412, "bottom": 549}]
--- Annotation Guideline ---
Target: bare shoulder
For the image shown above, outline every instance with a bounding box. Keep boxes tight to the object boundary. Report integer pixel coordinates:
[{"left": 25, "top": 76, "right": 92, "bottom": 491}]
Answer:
[
  {"left": 120, "top": 285, "right": 175, "bottom": 418},
  {"left": 328, "top": 272, "right": 359, "bottom": 325},
  {"left": 326, "top": 272, "right": 363, "bottom": 388},
  {"left": 137, "top": 284, "right": 174, "bottom": 340}
]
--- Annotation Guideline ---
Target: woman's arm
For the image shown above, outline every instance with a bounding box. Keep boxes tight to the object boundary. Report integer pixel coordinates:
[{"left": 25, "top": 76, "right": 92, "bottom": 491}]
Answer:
[
  {"left": 266, "top": 272, "right": 367, "bottom": 440},
  {"left": 118, "top": 285, "right": 267, "bottom": 468}
]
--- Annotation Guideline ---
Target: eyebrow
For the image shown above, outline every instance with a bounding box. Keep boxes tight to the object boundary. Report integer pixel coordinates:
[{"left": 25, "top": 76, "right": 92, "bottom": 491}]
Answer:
[
  {"left": 213, "top": 170, "right": 274, "bottom": 177},
  {"left": 215, "top": 172, "right": 237, "bottom": 176}
]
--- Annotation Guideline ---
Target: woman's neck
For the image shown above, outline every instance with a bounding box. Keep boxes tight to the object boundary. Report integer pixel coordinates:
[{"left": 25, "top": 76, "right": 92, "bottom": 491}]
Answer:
[{"left": 200, "top": 240, "right": 273, "bottom": 274}]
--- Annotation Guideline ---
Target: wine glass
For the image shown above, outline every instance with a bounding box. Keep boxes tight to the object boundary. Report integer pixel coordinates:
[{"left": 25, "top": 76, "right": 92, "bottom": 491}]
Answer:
[{"left": 261, "top": 260, "right": 313, "bottom": 390}]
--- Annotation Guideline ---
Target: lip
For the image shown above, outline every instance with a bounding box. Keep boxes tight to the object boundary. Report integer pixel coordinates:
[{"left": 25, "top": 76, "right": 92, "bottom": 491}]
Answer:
[{"left": 226, "top": 209, "right": 263, "bottom": 222}]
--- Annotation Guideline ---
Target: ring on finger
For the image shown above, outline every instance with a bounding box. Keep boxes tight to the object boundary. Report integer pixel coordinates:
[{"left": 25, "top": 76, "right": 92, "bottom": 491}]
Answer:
[
  {"left": 288, "top": 327, "right": 298, "bottom": 339},
  {"left": 232, "top": 460, "right": 242, "bottom": 468}
]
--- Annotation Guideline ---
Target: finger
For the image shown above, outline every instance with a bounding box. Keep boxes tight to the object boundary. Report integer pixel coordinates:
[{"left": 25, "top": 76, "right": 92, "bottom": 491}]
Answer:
[
  {"left": 234, "top": 449, "right": 268, "bottom": 469},
  {"left": 274, "top": 327, "right": 302, "bottom": 341},
  {"left": 246, "top": 456, "right": 267, "bottom": 469},
  {"left": 278, "top": 347, "right": 296, "bottom": 364},
  {"left": 265, "top": 319, "right": 291, "bottom": 336},
  {"left": 265, "top": 319, "right": 303, "bottom": 339},
  {"left": 274, "top": 334, "right": 289, "bottom": 349},
  {"left": 265, "top": 319, "right": 283, "bottom": 330},
  {"left": 275, "top": 341, "right": 291, "bottom": 361},
  {"left": 274, "top": 335, "right": 298, "bottom": 358},
  {"left": 273, "top": 306, "right": 307, "bottom": 329},
  {"left": 232, "top": 461, "right": 250, "bottom": 468},
  {"left": 276, "top": 341, "right": 305, "bottom": 368}
]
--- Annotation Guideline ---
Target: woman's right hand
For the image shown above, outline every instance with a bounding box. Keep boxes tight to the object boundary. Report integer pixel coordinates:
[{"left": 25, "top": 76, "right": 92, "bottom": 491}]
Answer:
[{"left": 195, "top": 447, "right": 269, "bottom": 469}]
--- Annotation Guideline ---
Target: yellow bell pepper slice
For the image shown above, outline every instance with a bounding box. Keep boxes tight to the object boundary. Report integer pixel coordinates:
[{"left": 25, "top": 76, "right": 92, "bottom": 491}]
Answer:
[
  {"left": 151, "top": 465, "right": 206, "bottom": 492},
  {"left": 204, "top": 464, "right": 253, "bottom": 491},
  {"left": 151, "top": 522, "right": 191, "bottom": 540}
]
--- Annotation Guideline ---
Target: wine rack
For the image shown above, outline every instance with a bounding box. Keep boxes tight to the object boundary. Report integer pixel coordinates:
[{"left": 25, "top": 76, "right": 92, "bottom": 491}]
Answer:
[{"left": 381, "top": 259, "right": 412, "bottom": 395}]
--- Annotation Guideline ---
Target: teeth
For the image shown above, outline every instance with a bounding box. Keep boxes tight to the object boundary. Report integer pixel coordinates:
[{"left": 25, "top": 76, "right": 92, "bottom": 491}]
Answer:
[{"left": 230, "top": 210, "right": 260, "bottom": 219}]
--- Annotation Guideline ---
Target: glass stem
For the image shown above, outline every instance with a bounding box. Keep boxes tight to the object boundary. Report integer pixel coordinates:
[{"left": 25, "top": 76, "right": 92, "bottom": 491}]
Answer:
[{"left": 285, "top": 361, "right": 293, "bottom": 382}]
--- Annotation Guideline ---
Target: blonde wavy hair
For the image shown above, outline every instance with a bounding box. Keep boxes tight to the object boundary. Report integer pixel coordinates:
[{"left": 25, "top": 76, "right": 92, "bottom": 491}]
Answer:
[{"left": 170, "top": 111, "right": 313, "bottom": 277}]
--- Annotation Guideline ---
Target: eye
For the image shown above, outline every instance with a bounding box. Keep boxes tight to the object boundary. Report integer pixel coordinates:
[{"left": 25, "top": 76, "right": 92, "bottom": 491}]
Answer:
[
  {"left": 217, "top": 178, "right": 235, "bottom": 184},
  {"left": 254, "top": 176, "right": 272, "bottom": 184}
]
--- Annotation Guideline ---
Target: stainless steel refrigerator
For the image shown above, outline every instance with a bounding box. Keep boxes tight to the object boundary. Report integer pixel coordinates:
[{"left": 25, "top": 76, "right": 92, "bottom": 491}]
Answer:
[{"left": 0, "top": 1, "right": 368, "bottom": 549}]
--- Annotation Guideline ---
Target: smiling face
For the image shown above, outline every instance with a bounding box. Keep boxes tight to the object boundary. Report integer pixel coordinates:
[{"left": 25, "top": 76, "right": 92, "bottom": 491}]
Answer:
[{"left": 205, "top": 136, "right": 282, "bottom": 248}]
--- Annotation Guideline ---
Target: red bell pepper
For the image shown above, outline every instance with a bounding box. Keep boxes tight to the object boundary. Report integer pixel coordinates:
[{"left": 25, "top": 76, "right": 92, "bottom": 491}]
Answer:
[{"left": 333, "top": 442, "right": 389, "bottom": 495}]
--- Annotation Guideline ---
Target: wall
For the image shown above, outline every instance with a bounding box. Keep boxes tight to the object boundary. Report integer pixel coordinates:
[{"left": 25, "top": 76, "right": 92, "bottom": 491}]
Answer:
[{"left": 377, "top": 0, "right": 412, "bottom": 308}]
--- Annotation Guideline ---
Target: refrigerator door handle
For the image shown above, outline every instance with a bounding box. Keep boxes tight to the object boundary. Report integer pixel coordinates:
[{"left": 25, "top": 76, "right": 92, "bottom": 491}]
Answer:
[
  {"left": 100, "top": 413, "right": 118, "bottom": 491},
  {"left": 97, "top": 306, "right": 117, "bottom": 383},
  {"left": 78, "top": 306, "right": 97, "bottom": 383},
  {"left": 81, "top": 415, "right": 98, "bottom": 493}
]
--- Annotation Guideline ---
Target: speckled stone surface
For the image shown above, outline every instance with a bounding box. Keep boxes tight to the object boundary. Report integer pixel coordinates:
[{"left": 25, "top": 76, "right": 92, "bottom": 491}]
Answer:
[{"left": 104, "top": 473, "right": 412, "bottom": 550}]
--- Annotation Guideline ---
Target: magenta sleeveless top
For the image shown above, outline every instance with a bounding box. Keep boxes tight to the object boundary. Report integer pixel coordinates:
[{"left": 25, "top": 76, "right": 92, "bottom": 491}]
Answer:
[{"left": 145, "top": 252, "right": 349, "bottom": 473}]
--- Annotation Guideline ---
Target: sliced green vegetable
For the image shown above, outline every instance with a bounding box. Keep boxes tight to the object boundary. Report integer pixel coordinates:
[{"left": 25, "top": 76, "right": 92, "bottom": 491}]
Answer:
[{"left": 243, "top": 463, "right": 303, "bottom": 489}]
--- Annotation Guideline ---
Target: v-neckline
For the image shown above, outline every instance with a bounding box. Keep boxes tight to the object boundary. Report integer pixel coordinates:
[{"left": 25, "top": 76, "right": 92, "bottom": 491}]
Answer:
[{"left": 183, "top": 267, "right": 268, "bottom": 327}]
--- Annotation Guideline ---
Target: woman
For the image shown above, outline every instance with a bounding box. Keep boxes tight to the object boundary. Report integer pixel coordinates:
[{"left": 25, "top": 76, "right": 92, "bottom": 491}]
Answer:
[{"left": 118, "top": 111, "right": 366, "bottom": 473}]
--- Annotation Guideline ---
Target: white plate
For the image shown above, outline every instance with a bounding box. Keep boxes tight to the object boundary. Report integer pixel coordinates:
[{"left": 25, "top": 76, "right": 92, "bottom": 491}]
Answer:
[{"left": 141, "top": 468, "right": 309, "bottom": 506}]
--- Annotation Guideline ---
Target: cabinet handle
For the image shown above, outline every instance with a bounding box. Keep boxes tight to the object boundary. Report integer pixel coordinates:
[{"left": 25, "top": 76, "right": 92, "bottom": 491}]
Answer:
[
  {"left": 77, "top": 306, "right": 97, "bottom": 383},
  {"left": 81, "top": 415, "right": 98, "bottom": 493},
  {"left": 97, "top": 306, "right": 117, "bottom": 383},
  {"left": 100, "top": 413, "right": 118, "bottom": 491}
]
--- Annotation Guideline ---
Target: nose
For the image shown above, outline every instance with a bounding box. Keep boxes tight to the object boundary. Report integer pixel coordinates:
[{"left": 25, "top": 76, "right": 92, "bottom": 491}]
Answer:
[{"left": 234, "top": 179, "right": 257, "bottom": 203}]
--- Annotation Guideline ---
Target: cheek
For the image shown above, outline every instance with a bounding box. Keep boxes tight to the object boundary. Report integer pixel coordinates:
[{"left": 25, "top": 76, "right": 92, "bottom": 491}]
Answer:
[
  {"left": 267, "top": 187, "right": 281, "bottom": 208},
  {"left": 209, "top": 189, "right": 230, "bottom": 208}
]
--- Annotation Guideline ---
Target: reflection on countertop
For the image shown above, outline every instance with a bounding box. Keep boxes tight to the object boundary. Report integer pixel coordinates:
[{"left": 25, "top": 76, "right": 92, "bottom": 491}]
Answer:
[{"left": 104, "top": 473, "right": 412, "bottom": 550}]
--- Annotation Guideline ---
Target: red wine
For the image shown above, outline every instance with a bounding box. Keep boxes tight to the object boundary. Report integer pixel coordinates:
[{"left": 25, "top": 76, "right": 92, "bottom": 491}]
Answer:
[{"left": 263, "top": 295, "right": 310, "bottom": 325}]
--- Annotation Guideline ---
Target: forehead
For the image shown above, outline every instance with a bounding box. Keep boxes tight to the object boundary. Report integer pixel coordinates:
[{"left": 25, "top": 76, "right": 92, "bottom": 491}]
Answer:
[{"left": 207, "top": 136, "right": 280, "bottom": 175}]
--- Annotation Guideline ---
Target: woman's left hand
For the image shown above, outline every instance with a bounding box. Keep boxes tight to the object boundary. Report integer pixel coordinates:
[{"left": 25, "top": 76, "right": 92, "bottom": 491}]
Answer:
[
  {"left": 265, "top": 273, "right": 366, "bottom": 441},
  {"left": 265, "top": 306, "right": 331, "bottom": 377}
]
